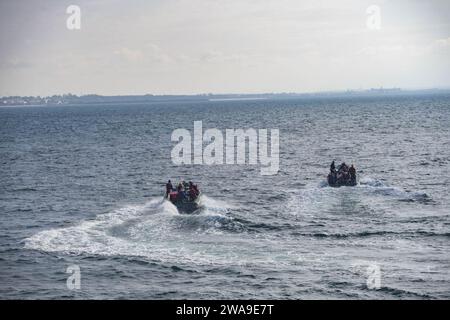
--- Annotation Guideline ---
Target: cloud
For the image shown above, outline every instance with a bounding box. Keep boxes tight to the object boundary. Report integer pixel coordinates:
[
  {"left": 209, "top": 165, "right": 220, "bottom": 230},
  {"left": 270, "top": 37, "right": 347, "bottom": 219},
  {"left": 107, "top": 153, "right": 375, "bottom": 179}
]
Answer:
[
  {"left": 200, "top": 50, "right": 248, "bottom": 63},
  {"left": 0, "top": 58, "right": 33, "bottom": 69},
  {"left": 144, "top": 44, "right": 173, "bottom": 63},
  {"left": 1, "top": 0, "right": 450, "bottom": 95},
  {"left": 113, "top": 47, "right": 144, "bottom": 62},
  {"left": 435, "top": 37, "right": 450, "bottom": 47},
  {"left": 113, "top": 44, "right": 176, "bottom": 64}
]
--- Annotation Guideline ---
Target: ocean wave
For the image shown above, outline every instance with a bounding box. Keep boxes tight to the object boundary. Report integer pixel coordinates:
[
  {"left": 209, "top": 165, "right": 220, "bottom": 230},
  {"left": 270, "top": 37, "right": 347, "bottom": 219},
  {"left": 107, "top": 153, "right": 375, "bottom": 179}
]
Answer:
[
  {"left": 316, "top": 176, "right": 432, "bottom": 204},
  {"left": 23, "top": 195, "right": 246, "bottom": 266},
  {"left": 358, "top": 177, "right": 432, "bottom": 203},
  {"left": 374, "top": 286, "right": 434, "bottom": 299},
  {"left": 291, "top": 230, "right": 450, "bottom": 239}
]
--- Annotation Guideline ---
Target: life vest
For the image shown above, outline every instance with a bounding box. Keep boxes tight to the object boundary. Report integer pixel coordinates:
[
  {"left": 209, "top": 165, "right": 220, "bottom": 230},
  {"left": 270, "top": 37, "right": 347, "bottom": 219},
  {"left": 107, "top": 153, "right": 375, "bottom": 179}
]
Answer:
[{"left": 169, "top": 191, "right": 178, "bottom": 201}]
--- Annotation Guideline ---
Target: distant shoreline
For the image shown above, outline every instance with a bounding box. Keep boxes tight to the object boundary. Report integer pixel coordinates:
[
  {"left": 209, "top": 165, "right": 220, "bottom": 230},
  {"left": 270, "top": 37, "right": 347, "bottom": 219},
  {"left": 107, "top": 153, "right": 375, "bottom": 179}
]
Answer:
[{"left": 1, "top": 88, "right": 450, "bottom": 107}]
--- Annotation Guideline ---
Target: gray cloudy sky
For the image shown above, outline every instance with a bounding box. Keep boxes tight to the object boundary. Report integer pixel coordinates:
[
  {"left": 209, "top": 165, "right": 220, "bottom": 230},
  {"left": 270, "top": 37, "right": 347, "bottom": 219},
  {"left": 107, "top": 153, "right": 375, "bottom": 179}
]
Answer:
[{"left": 0, "top": 0, "right": 449, "bottom": 96}]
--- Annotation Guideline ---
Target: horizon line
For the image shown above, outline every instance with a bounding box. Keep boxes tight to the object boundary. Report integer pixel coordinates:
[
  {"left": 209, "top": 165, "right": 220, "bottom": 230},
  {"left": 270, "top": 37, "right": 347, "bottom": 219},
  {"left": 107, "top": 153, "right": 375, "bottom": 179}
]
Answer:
[{"left": 3, "top": 86, "right": 450, "bottom": 99}]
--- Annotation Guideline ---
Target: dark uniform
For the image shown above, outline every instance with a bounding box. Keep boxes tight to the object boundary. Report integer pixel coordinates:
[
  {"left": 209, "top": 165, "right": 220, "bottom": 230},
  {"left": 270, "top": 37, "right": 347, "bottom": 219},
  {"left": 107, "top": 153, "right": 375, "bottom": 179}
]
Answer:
[
  {"left": 349, "top": 165, "right": 356, "bottom": 184},
  {"left": 166, "top": 180, "right": 173, "bottom": 197},
  {"left": 330, "top": 161, "right": 336, "bottom": 173}
]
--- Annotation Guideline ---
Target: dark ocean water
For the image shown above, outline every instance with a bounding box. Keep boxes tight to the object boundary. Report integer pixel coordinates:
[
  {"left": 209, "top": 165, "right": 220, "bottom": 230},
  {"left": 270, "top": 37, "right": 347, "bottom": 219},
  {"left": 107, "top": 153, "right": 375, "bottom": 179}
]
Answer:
[{"left": 0, "top": 95, "right": 449, "bottom": 299}]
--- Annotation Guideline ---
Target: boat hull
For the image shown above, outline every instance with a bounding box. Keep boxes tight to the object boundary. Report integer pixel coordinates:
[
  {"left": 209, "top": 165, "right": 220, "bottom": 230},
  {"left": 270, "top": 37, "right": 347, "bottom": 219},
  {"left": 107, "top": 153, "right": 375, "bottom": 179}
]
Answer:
[
  {"left": 167, "top": 191, "right": 201, "bottom": 213},
  {"left": 327, "top": 174, "right": 357, "bottom": 187},
  {"left": 172, "top": 200, "right": 200, "bottom": 214},
  {"left": 328, "top": 180, "right": 357, "bottom": 187}
]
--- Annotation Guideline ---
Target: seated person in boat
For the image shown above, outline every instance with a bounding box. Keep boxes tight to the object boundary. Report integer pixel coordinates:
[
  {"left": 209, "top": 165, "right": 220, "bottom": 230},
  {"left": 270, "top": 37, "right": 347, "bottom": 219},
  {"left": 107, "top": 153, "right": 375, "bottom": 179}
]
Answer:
[{"left": 188, "top": 181, "right": 200, "bottom": 200}]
